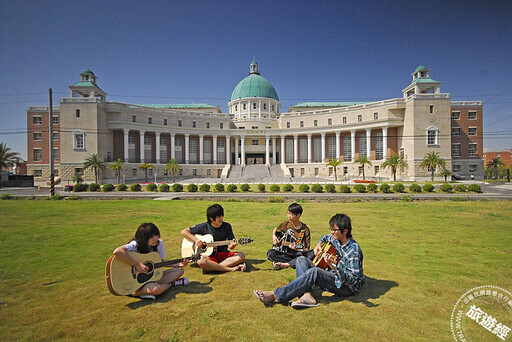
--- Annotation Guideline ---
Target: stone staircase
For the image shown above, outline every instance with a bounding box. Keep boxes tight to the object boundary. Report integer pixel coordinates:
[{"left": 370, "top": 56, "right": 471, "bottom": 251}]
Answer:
[{"left": 226, "top": 164, "right": 291, "bottom": 183}]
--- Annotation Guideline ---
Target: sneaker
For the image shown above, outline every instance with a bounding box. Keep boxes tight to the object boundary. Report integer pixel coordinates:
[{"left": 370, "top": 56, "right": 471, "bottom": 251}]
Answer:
[
  {"left": 172, "top": 277, "right": 190, "bottom": 286},
  {"left": 139, "top": 294, "right": 156, "bottom": 300}
]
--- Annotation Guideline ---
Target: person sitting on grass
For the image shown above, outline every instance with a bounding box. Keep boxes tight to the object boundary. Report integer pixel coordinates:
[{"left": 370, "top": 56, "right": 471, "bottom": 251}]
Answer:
[
  {"left": 266, "top": 203, "right": 314, "bottom": 270},
  {"left": 181, "top": 203, "right": 246, "bottom": 273},
  {"left": 113, "top": 222, "right": 189, "bottom": 300},
  {"left": 253, "top": 213, "right": 364, "bottom": 309}
]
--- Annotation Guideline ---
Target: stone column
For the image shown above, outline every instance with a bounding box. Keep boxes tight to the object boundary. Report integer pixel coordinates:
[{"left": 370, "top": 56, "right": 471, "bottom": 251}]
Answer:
[
  {"left": 366, "top": 129, "right": 372, "bottom": 159},
  {"left": 235, "top": 137, "right": 239, "bottom": 165},
  {"left": 199, "top": 135, "right": 204, "bottom": 164},
  {"left": 139, "top": 131, "right": 145, "bottom": 163},
  {"left": 350, "top": 130, "right": 356, "bottom": 161},
  {"left": 294, "top": 135, "right": 298, "bottom": 164},
  {"left": 226, "top": 136, "right": 231, "bottom": 164},
  {"left": 184, "top": 134, "right": 189, "bottom": 164},
  {"left": 321, "top": 133, "right": 326, "bottom": 162},
  {"left": 123, "top": 129, "right": 129, "bottom": 162},
  {"left": 170, "top": 133, "right": 175, "bottom": 160},
  {"left": 280, "top": 135, "right": 285, "bottom": 164},
  {"left": 272, "top": 137, "right": 276, "bottom": 165},
  {"left": 307, "top": 134, "right": 312, "bottom": 163},
  {"left": 213, "top": 135, "right": 218, "bottom": 164},
  {"left": 259, "top": 100, "right": 262, "bottom": 119},
  {"left": 336, "top": 131, "right": 341, "bottom": 160},
  {"left": 155, "top": 132, "right": 161, "bottom": 164},
  {"left": 241, "top": 135, "right": 246, "bottom": 166},
  {"left": 265, "top": 136, "right": 270, "bottom": 165},
  {"left": 382, "top": 127, "right": 388, "bottom": 160}
]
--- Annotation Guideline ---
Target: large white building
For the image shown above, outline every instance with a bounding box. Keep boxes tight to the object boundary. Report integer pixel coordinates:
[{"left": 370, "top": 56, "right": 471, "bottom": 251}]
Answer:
[{"left": 27, "top": 62, "right": 484, "bottom": 184}]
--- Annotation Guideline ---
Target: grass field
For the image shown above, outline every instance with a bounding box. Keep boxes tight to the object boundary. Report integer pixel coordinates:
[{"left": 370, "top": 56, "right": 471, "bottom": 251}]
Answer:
[{"left": 1, "top": 200, "right": 511, "bottom": 341}]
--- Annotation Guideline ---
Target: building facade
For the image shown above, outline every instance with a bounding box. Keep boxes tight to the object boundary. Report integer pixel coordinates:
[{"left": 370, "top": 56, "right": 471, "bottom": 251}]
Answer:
[{"left": 26, "top": 64, "right": 484, "bottom": 184}]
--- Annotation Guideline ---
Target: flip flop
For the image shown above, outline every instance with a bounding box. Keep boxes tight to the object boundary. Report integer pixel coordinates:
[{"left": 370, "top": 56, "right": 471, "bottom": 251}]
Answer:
[
  {"left": 237, "top": 263, "right": 247, "bottom": 272},
  {"left": 273, "top": 262, "right": 283, "bottom": 270},
  {"left": 253, "top": 290, "right": 275, "bottom": 306},
  {"left": 291, "top": 299, "right": 319, "bottom": 309}
]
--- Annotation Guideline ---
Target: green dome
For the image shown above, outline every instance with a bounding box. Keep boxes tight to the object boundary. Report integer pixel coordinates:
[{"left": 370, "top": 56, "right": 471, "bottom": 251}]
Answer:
[
  {"left": 82, "top": 69, "right": 95, "bottom": 75},
  {"left": 414, "top": 66, "right": 428, "bottom": 72},
  {"left": 230, "top": 74, "right": 279, "bottom": 101}
]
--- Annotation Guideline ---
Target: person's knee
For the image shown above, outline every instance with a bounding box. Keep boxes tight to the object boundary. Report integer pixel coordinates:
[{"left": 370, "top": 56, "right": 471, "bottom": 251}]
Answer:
[
  {"left": 296, "top": 255, "right": 309, "bottom": 266},
  {"left": 236, "top": 251, "right": 246, "bottom": 261},
  {"left": 197, "top": 257, "right": 208, "bottom": 268}
]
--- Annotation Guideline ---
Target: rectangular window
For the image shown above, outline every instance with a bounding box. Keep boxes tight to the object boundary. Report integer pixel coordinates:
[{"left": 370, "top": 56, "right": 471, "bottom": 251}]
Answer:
[
  {"left": 207, "top": 169, "right": 211, "bottom": 177},
  {"left": 300, "top": 168, "right": 305, "bottom": 177},
  {"left": 175, "top": 138, "right": 183, "bottom": 163},
  {"left": 192, "top": 168, "right": 197, "bottom": 176},
  {"left": 468, "top": 127, "right": 477, "bottom": 136},
  {"left": 74, "top": 132, "right": 85, "bottom": 149},
  {"left": 453, "top": 165, "right": 461, "bottom": 173},
  {"left": 33, "top": 132, "right": 42, "bottom": 141},
  {"left": 144, "top": 136, "right": 152, "bottom": 162},
  {"left": 315, "top": 167, "right": 319, "bottom": 176},
  {"left": 52, "top": 148, "right": 59, "bottom": 162},
  {"left": 272, "top": 105, "right": 275, "bottom": 111},
  {"left": 452, "top": 127, "right": 460, "bottom": 136},
  {"left": 452, "top": 144, "right": 461, "bottom": 157},
  {"left": 192, "top": 121, "right": 196, "bottom": 128},
  {"left": 106, "top": 152, "right": 112, "bottom": 163},
  {"left": 299, "top": 138, "right": 307, "bottom": 163},
  {"left": 148, "top": 117, "right": 152, "bottom": 124},
  {"left": 342, "top": 117, "right": 347, "bottom": 124},
  {"left": 329, "top": 167, "right": 333, "bottom": 176},
  {"left": 469, "top": 143, "right": 477, "bottom": 157},
  {"left": 427, "top": 130, "right": 438, "bottom": 145},
  {"left": 313, "top": 137, "right": 321, "bottom": 162},
  {"left": 204, "top": 140, "right": 212, "bottom": 164},
  {"left": 220, "top": 122, "right": 224, "bottom": 129},
  {"left": 374, "top": 112, "right": 378, "bottom": 120},
  {"left": 358, "top": 134, "right": 367, "bottom": 157},
  {"left": 178, "top": 120, "right": 182, "bottom": 127},
  {"left": 243, "top": 103, "right": 247, "bottom": 110},
  {"left": 75, "top": 167, "right": 83, "bottom": 174},
  {"left": 206, "top": 122, "right": 210, "bottom": 129},
  {"left": 285, "top": 139, "right": 294, "bottom": 163},
  {"left": 132, "top": 168, "right": 137, "bottom": 177},
  {"left": 343, "top": 136, "right": 351, "bottom": 162},
  {"left": 52, "top": 116, "right": 59, "bottom": 125},
  {"left": 358, "top": 115, "right": 362, "bottom": 122},
  {"left": 469, "top": 165, "right": 477, "bottom": 173},
  {"left": 76, "top": 109, "right": 80, "bottom": 118},
  {"left": 429, "top": 105, "right": 434, "bottom": 114},
  {"left": 375, "top": 132, "right": 383, "bottom": 160},
  {"left": 328, "top": 118, "right": 332, "bottom": 125},
  {"left": 468, "top": 111, "right": 477, "bottom": 120},
  {"left": 128, "top": 135, "right": 136, "bottom": 163},
  {"left": 132, "top": 115, "right": 136, "bottom": 123},
  {"left": 287, "top": 122, "right": 290, "bottom": 128},
  {"left": 33, "top": 148, "right": 42, "bottom": 161},
  {"left": 374, "top": 165, "right": 380, "bottom": 174},
  {"left": 300, "top": 121, "right": 304, "bottom": 128},
  {"left": 252, "top": 126, "right": 258, "bottom": 129},
  {"left": 314, "top": 120, "right": 318, "bottom": 127},
  {"left": 160, "top": 137, "right": 168, "bottom": 163},
  {"left": 53, "top": 132, "right": 59, "bottom": 141},
  {"left": 343, "top": 166, "right": 348, "bottom": 175},
  {"left": 451, "top": 111, "right": 460, "bottom": 120},
  {"left": 164, "top": 118, "right": 168, "bottom": 126},
  {"left": 328, "top": 136, "right": 336, "bottom": 160},
  {"left": 253, "top": 103, "right": 257, "bottom": 109},
  {"left": 33, "top": 116, "right": 42, "bottom": 125},
  {"left": 263, "top": 103, "right": 267, "bottom": 110},
  {"left": 34, "top": 170, "right": 42, "bottom": 177},
  {"left": 189, "top": 139, "right": 197, "bottom": 164},
  {"left": 358, "top": 166, "right": 363, "bottom": 175},
  {"left": 217, "top": 140, "right": 225, "bottom": 164},
  {"left": 148, "top": 168, "right": 153, "bottom": 177},
  {"left": 252, "top": 139, "right": 259, "bottom": 145}
]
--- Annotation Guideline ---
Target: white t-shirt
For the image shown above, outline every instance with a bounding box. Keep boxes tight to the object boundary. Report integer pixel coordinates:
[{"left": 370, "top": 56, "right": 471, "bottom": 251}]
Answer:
[{"left": 123, "top": 238, "right": 166, "bottom": 260}]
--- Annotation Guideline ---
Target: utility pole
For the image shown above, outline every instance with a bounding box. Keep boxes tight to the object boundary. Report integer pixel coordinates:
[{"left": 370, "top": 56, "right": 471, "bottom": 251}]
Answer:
[{"left": 49, "top": 88, "right": 55, "bottom": 197}]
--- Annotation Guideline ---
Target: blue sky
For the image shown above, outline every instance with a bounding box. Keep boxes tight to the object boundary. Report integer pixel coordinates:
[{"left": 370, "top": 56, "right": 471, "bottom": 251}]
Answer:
[{"left": 1, "top": 0, "right": 511, "bottom": 159}]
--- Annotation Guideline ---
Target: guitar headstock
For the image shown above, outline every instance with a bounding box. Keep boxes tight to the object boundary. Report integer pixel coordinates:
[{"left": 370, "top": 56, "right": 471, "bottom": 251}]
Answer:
[
  {"left": 238, "top": 237, "right": 253, "bottom": 245},
  {"left": 189, "top": 252, "right": 202, "bottom": 263}
]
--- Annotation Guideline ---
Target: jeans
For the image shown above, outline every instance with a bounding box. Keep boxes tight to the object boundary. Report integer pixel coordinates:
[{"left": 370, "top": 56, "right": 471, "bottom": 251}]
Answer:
[
  {"left": 267, "top": 249, "right": 316, "bottom": 268},
  {"left": 273, "top": 256, "right": 353, "bottom": 303}
]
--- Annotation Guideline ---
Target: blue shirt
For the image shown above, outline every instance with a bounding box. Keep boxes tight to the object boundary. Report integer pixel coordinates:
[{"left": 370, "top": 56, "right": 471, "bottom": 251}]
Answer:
[{"left": 319, "top": 235, "right": 365, "bottom": 293}]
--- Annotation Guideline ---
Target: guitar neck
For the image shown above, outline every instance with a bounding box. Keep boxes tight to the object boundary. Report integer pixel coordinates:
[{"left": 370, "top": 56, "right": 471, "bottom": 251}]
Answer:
[
  {"left": 206, "top": 239, "right": 234, "bottom": 248},
  {"left": 154, "top": 257, "right": 187, "bottom": 269}
]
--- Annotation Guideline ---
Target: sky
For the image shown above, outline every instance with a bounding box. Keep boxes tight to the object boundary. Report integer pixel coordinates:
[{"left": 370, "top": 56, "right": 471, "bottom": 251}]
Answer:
[{"left": 1, "top": 0, "right": 511, "bottom": 160}]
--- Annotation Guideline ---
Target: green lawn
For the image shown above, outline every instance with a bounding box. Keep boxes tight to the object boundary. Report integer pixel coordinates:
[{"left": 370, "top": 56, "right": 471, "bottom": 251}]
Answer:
[{"left": 1, "top": 200, "right": 511, "bottom": 341}]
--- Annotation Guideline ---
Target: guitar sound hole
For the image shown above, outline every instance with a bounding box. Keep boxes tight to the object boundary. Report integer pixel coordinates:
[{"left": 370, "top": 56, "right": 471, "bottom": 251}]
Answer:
[{"left": 136, "top": 262, "right": 154, "bottom": 284}]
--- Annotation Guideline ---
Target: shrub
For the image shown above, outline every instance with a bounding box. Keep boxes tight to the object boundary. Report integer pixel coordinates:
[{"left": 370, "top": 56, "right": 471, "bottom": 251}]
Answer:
[
  {"left": 199, "top": 184, "right": 210, "bottom": 192},
  {"left": 423, "top": 183, "right": 434, "bottom": 192},
  {"left": 73, "top": 183, "right": 88, "bottom": 192},
  {"left": 409, "top": 183, "right": 422, "bottom": 193},
  {"left": 240, "top": 183, "right": 250, "bottom": 192},
  {"left": 392, "top": 183, "right": 405, "bottom": 193},
  {"left": 454, "top": 184, "right": 467, "bottom": 192},
  {"left": 65, "top": 194, "right": 80, "bottom": 200},
  {"left": 172, "top": 183, "right": 183, "bottom": 192},
  {"left": 63, "top": 185, "right": 74, "bottom": 192},
  {"left": 325, "top": 184, "right": 336, "bottom": 193},
  {"left": 102, "top": 183, "right": 115, "bottom": 192},
  {"left": 440, "top": 183, "right": 453, "bottom": 193},
  {"left": 130, "top": 183, "right": 142, "bottom": 192},
  {"left": 339, "top": 184, "right": 351, "bottom": 193},
  {"left": 283, "top": 184, "right": 294, "bottom": 192},
  {"left": 159, "top": 184, "right": 170, "bottom": 192},
  {"left": 187, "top": 184, "right": 198, "bottom": 192},
  {"left": 468, "top": 184, "right": 482, "bottom": 193},
  {"left": 117, "top": 183, "right": 128, "bottom": 191},
  {"left": 311, "top": 184, "right": 323, "bottom": 193},
  {"left": 257, "top": 184, "right": 265, "bottom": 192},
  {"left": 146, "top": 183, "right": 158, "bottom": 192},
  {"left": 380, "top": 183, "right": 391, "bottom": 193},
  {"left": 227, "top": 184, "right": 237, "bottom": 192},
  {"left": 367, "top": 183, "right": 378, "bottom": 192},
  {"left": 299, "top": 184, "right": 310, "bottom": 193},
  {"left": 353, "top": 184, "right": 366, "bottom": 193},
  {"left": 269, "top": 196, "right": 283, "bottom": 203},
  {"left": 215, "top": 183, "right": 225, "bottom": 192},
  {"left": 270, "top": 184, "right": 280, "bottom": 192},
  {"left": 88, "top": 183, "right": 101, "bottom": 192},
  {"left": 1, "top": 193, "right": 13, "bottom": 200}
]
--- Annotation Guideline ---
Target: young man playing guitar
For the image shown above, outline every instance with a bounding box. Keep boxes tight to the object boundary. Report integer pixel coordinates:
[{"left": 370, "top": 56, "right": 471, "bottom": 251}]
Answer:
[
  {"left": 266, "top": 203, "right": 314, "bottom": 270},
  {"left": 181, "top": 204, "right": 247, "bottom": 272},
  {"left": 254, "top": 213, "right": 365, "bottom": 308}
]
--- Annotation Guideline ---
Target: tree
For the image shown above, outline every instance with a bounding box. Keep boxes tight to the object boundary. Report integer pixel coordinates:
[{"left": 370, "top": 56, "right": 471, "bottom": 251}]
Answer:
[
  {"left": 438, "top": 168, "right": 453, "bottom": 182},
  {"left": 72, "top": 172, "right": 84, "bottom": 184},
  {"left": 0, "top": 142, "right": 20, "bottom": 169},
  {"left": 486, "top": 157, "right": 505, "bottom": 180},
  {"left": 163, "top": 158, "right": 182, "bottom": 183},
  {"left": 83, "top": 154, "right": 106, "bottom": 184},
  {"left": 138, "top": 162, "right": 155, "bottom": 183},
  {"left": 109, "top": 158, "right": 125, "bottom": 184},
  {"left": 420, "top": 151, "right": 446, "bottom": 181},
  {"left": 354, "top": 155, "right": 372, "bottom": 180},
  {"left": 326, "top": 158, "right": 342, "bottom": 181},
  {"left": 381, "top": 154, "right": 409, "bottom": 181}
]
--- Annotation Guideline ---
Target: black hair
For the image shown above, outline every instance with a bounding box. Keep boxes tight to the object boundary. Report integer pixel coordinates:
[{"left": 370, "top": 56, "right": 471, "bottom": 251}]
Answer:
[
  {"left": 207, "top": 203, "right": 224, "bottom": 224},
  {"left": 288, "top": 203, "right": 303, "bottom": 216},
  {"left": 134, "top": 223, "right": 160, "bottom": 253},
  {"left": 329, "top": 213, "right": 352, "bottom": 238}
]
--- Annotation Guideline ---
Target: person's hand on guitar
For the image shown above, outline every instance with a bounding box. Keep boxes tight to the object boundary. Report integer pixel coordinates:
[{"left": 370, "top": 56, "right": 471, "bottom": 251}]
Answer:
[
  {"left": 272, "top": 234, "right": 280, "bottom": 246},
  {"left": 314, "top": 244, "right": 322, "bottom": 256},
  {"left": 135, "top": 261, "right": 149, "bottom": 273},
  {"left": 178, "top": 258, "right": 189, "bottom": 268},
  {"left": 228, "top": 239, "right": 238, "bottom": 250},
  {"left": 195, "top": 239, "right": 206, "bottom": 250}
]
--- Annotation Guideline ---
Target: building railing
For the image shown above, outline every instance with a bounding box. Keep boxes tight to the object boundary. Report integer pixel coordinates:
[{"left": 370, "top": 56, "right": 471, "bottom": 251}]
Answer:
[
  {"left": 407, "top": 93, "right": 450, "bottom": 100},
  {"left": 281, "top": 98, "right": 406, "bottom": 117},
  {"left": 61, "top": 97, "right": 101, "bottom": 103},
  {"left": 451, "top": 101, "right": 483, "bottom": 106}
]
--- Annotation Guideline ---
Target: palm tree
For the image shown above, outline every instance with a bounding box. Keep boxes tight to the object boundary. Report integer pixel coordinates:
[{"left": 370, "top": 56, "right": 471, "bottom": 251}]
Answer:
[
  {"left": 109, "top": 158, "right": 125, "bottom": 184},
  {"left": 420, "top": 151, "right": 446, "bottom": 181},
  {"left": 354, "top": 155, "right": 372, "bottom": 180},
  {"left": 72, "top": 172, "right": 84, "bottom": 184},
  {"left": 326, "top": 158, "right": 342, "bottom": 181},
  {"left": 0, "top": 142, "right": 20, "bottom": 169},
  {"left": 381, "top": 154, "right": 409, "bottom": 181},
  {"left": 486, "top": 157, "right": 505, "bottom": 179},
  {"left": 83, "top": 154, "right": 106, "bottom": 184},
  {"left": 139, "top": 162, "right": 155, "bottom": 183},
  {"left": 163, "top": 158, "right": 182, "bottom": 183},
  {"left": 439, "top": 168, "right": 453, "bottom": 182}
]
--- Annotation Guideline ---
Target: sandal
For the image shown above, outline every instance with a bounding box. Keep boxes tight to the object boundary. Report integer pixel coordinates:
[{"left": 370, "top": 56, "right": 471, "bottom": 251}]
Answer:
[
  {"left": 253, "top": 290, "right": 275, "bottom": 306},
  {"left": 273, "top": 262, "right": 283, "bottom": 270},
  {"left": 237, "top": 263, "right": 247, "bottom": 272}
]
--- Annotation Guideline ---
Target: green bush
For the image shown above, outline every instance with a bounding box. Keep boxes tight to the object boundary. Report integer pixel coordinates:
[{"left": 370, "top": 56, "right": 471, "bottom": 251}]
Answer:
[
  {"left": 257, "top": 184, "right": 265, "bottom": 192},
  {"left": 102, "top": 183, "right": 115, "bottom": 192},
  {"left": 130, "top": 183, "right": 142, "bottom": 192},
  {"left": 468, "top": 184, "right": 482, "bottom": 193},
  {"left": 440, "top": 183, "right": 453, "bottom": 193},
  {"left": 73, "top": 183, "right": 88, "bottom": 192},
  {"left": 367, "top": 183, "right": 378, "bottom": 192},
  {"left": 227, "top": 184, "right": 237, "bottom": 192},
  {"left": 117, "top": 183, "right": 128, "bottom": 191},
  {"left": 1, "top": 193, "right": 13, "bottom": 200},
  {"left": 269, "top": 196, "right": 283, "bottom": 203},
  {"left": 159, "top": 184, "right": 170, "bottom": 192},
  {"left": 88, "top": 183, "right": 100, "bottom": 192},
  {"left": 454, "top": 184, "right": 467, "bottom": 192},
  {"left": 380, "top": 183, "right": 391, "bottom": 193},
  {"left": 299, "top": 184, "right": 310, "bottom": 193},
  {"left": 65, "top": 194, "right": 80, "bottom": 200},
  {"left": 172, "top": 183, "right": 183, "bottom": 192},
  {"left": 240, "top": 183, "right": 250, "bottom": 192},
  {"left": 325, "top": 184, "right": 336, "bottom": 193},
  {"left": 270, "top": 184, "right": 280, "bottom": 192},
  {"left": 283, "top": 184, "right": 294, "bottom": 192},
  {"left": 392, "top": 183, "right": 405, "bottom": 193},
  {"left": 311, "top": 184, "right": 323, "bottom": 193},
  {"left": 187, "top": 184, "right": 198, "bottom": 192},
  {"left": 409, "top": 183, "right": 422, "bottom": 193},
  {"left": 423, "top": 183, "right": 434, "bottom": 192},
  {"left": 339, "top": 184, "right": 351, "bottom": 193},
  {"left": 353, "top": 184, "right": 366, "bottom": 193},
  {"left": 199, "top": 184, "right": 210, "bottom": 192},
  {"left": 146, "top": 183, "right": 158, "bottom": 192},
  {"left": 215, "top": 183, "right": 225, "bottom": 192}
]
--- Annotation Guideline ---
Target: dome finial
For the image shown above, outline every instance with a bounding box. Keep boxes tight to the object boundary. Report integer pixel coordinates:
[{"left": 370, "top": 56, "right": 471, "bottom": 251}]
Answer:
[{"left": 250, "top": 61, "right": 259, "bottom": 75}]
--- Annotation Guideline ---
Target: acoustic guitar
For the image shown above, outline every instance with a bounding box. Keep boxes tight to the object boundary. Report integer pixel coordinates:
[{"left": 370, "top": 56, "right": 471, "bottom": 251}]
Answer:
[
  {"left": 105, "top": 251, "right": 199, "bottom": 296},
  {"left": 312, "top": 242, "right": 340, "bottom": 270},
  {"left": 273, "top": 230, "right": 308, "bottom": 253},
  {"left": 181, "top": 234, "right": 253, "bottom": 258}
]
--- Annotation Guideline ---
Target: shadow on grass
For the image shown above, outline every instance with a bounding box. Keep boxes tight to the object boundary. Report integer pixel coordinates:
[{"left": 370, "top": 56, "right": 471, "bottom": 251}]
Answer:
[
  {"left": 315, "top": 276, "right": 398, "bottom": 307},
  {"left": 126, "top": 277, "right": 215, "bottom": 310},
  {"left": 190, "top": 258, "right": 267, "bottom": 274}
]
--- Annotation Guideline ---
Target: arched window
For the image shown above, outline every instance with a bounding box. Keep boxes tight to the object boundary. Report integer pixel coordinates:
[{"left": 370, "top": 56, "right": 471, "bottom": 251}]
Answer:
[{"left": 426, "top": 125, "right": 439, "bottom": 146}]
